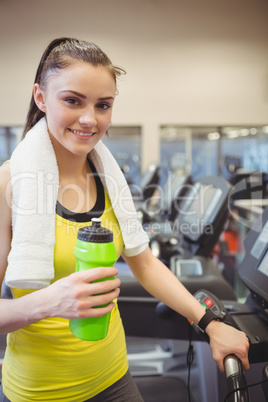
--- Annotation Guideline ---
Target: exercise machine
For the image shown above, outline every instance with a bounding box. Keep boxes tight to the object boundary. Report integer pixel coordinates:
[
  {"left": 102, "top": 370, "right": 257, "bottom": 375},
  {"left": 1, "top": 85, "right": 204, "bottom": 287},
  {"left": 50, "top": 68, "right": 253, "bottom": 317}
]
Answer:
[
  {"left": 146, "top": 175, "right": 231, "bottom": 267},
  {"left": 118, "top": 207, "right": 268, "bottom": 401},
  {"left": 190, "top": 289, "right": 267, "bottom": 402},
  {"left": 131, "top": 162, "right": 161, "bottom": 208},
  {"left": 140, "top": 170, "right": 192, "bottom": 225}
]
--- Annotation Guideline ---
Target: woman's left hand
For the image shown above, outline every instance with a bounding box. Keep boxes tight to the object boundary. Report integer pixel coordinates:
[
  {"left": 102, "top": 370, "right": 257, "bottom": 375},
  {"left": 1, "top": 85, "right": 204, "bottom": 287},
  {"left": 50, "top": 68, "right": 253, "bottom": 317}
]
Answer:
[{"left": 206, "top": 320, "right": 250, "bottom": 372}]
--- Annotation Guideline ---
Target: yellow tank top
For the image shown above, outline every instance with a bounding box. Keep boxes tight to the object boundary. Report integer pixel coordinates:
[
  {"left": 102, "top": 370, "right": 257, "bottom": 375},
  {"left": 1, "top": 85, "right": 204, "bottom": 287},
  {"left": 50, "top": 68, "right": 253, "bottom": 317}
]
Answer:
[{"left": 3, "top": 191, "right": 128, "bottom": 402}]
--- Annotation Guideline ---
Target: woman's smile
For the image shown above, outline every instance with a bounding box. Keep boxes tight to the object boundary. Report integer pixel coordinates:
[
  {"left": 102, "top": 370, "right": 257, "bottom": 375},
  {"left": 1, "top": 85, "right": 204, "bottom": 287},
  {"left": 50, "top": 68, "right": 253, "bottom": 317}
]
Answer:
[{"left": 68, "top": 128, "right": 97, "bottom": 139}]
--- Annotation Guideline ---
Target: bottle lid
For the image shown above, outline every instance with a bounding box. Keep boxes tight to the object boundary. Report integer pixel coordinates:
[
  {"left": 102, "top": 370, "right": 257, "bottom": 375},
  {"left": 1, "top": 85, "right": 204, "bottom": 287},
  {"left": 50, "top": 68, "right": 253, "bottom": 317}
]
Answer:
[{"left": 77, "top": 218, "right": 113, "bottom": 243}]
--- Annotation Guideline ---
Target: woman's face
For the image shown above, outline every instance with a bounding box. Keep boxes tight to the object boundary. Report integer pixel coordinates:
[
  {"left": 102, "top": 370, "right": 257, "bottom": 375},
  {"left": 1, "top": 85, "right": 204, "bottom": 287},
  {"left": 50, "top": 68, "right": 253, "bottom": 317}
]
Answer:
[{"left": 34, "top": 62, "right": 116, "bottom": 157}]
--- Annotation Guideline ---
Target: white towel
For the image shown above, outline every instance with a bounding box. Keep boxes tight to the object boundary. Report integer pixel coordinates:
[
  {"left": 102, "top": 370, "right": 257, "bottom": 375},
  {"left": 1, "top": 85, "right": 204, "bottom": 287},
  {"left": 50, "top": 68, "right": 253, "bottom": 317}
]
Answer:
[{"left": 6, "top": 117, "right": 148, "bottom": 289}]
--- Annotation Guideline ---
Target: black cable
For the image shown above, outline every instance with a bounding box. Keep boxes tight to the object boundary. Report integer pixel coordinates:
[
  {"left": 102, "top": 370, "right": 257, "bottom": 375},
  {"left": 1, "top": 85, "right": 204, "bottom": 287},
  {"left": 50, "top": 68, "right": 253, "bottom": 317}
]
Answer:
[
  {"left": 223, "top": 377, "right": 268, "bottom": 402},
  {"left": 187, "top": 323, "right": 194, "bottom": 402}
]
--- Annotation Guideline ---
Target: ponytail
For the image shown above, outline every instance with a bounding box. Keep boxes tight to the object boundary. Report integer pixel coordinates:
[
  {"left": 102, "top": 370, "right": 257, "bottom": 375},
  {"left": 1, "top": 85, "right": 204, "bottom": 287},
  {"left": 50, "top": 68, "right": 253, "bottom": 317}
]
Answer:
[{"left": 23, "top": 38, "right": 71, "bottom": 138}]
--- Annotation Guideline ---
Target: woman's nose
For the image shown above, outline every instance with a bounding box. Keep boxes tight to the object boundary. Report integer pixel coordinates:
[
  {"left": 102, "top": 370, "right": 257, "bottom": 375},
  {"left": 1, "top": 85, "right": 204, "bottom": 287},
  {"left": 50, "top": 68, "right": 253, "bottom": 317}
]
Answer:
[{"left": 79, "top": 108, "right": 97, "bottom": 126}]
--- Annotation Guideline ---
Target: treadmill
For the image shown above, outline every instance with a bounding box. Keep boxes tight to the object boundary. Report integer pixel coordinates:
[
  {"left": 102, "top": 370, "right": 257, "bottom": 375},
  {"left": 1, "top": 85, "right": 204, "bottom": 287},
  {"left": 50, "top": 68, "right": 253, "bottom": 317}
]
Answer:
[
  {"left": 139, "top": 170, "right": 192, "bottom": 225},
  {"left": 118, "top": 175, "right": 237, "bottom": 402},
  {"left": 213, "top": 205, "right": 268, "bottom": 401},
  {"left": 118, "top": 206, "right": 268, "bottom": 401},
  {"left": 146, "top": 175, "right": 232, "bottom": 268}
]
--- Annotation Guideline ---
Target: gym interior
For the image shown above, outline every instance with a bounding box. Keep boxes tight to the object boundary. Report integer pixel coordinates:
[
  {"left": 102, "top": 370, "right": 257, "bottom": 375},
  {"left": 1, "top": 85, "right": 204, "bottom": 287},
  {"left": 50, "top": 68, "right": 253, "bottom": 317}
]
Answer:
[{"left": 0, "top": 1, "right": 268, "bottom": 401}]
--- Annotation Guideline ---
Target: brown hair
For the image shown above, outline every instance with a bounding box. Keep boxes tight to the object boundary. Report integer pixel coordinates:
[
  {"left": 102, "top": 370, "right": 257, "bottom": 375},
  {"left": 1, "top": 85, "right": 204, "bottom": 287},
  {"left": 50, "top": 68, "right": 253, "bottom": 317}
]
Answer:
[{"left": 23, "top": 37, "right": 125, "bottom": 138}]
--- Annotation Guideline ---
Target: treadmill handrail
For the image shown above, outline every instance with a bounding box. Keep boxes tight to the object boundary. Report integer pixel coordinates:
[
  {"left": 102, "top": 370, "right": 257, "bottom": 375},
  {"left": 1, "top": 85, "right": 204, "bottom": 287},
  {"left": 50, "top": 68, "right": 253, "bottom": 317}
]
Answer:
[{"left": 224, "top": 354, "right": 250, "bottom": 402}]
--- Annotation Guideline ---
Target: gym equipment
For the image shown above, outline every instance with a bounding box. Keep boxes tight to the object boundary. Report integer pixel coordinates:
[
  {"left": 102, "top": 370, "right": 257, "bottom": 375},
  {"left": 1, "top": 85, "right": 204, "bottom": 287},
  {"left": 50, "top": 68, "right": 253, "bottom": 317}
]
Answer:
[
  {"left": 228, "top": 170, "right": 267, "bottom": 215},
  {"left": 221, "top": 155, "right": 242, "bottom": 181},
  {"left": 147, "top": 175, "right": 231, "bottom": 266},
  {"left": 263, "top": 365, "right": 268, "bottom": 401},
  {"left": 118, "top": 206, "right": 268, "bottom": 401},
  {"left": 190, "top": 289, "right": 250, "bottom": 401},
  {"left": 224, "top": 355, "right": 250, "bottom": 402},
  {"left": 140, "top": 171, "right": 192, "bottom": 224},
  {"left": 131, "top": 162, "right": 160, "bottom": 206},
  {"left": 139, "top": 163, "right": 161, "bottom": 201}
]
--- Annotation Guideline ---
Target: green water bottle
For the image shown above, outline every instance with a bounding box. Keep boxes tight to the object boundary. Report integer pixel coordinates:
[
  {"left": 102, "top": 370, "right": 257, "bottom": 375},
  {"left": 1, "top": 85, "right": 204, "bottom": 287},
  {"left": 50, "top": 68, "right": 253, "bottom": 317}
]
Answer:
[{"left": 69, "top": 218, "right": 117, "bottom": 341}]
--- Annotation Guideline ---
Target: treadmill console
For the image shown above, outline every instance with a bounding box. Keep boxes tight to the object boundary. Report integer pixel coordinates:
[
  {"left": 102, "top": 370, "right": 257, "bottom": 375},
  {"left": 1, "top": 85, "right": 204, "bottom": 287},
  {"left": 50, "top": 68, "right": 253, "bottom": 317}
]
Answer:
[
  {"left": 238, "top": 206, "right": 268, "bottom": 313},
  {"left": 148, "top": 176, "right": 231, "bottom": 261},
  {"left": 191, "top": 289, "right": 239, "bottom": 342},
  {"left": 176, "top": 176, "right": 230, "bottom": 257},
  {"left": 178, "top": 182, "right": 223, "bottom": 242}
]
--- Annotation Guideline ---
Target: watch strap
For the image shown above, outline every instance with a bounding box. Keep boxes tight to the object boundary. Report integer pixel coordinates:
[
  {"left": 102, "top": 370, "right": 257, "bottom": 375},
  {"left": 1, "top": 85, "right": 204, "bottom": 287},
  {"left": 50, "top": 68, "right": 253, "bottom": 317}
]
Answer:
[{"left": 198, "top": 309, "right": 218, "bottom": 332}]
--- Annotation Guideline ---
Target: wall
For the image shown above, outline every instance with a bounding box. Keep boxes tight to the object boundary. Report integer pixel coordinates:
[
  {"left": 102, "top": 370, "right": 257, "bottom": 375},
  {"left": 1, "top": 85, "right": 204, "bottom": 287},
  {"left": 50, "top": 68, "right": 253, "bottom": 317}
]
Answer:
[{"left": 0, "top": 0, "right": 267, "bottom": 169}]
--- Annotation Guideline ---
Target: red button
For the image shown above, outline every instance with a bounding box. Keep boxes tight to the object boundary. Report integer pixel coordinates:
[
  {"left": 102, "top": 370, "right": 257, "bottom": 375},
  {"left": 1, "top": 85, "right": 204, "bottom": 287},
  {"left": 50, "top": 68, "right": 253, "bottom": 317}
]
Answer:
[{"left": 205, "top": 298, "right": 213, "bottom": 307}]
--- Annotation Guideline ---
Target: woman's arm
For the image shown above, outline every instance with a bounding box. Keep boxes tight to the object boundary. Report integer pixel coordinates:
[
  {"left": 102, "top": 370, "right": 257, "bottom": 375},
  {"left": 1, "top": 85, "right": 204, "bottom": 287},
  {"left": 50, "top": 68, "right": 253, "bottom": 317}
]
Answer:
[
  {"left": 0, "top": 163, "right": 120, "bottom": 334},
  {"left": 0, "top": 163, "right": 12, "bottom": 294},
  {"left": 122, "top": 246, "right": 250, "bottom": 373},
  {"left": 0, "top": 268, "right": 120, "bottom": 334}
]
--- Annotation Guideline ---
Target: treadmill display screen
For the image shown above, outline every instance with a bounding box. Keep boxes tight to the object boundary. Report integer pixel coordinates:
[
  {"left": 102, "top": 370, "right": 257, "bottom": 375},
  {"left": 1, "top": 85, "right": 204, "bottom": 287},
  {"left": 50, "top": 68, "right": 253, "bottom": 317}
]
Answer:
[
  {"left": 258, "top": 252, "right": 268, "bottom": 277},
  {"left": 238, "top": 207, "right": 268, "bottom": 305},
  {"left": 182, "top": 185, "right": 222, "bottom": 225},
  {"left": 251, "top": 221, "right": 268, "bottom": 260}
]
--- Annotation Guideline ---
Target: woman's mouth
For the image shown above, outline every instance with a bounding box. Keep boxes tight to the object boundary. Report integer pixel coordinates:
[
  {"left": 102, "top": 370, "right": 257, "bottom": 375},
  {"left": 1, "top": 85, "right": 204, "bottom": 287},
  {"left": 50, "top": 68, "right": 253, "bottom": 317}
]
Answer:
[{"left": 69, "top": 129, "right": 96, "bottom": 137}]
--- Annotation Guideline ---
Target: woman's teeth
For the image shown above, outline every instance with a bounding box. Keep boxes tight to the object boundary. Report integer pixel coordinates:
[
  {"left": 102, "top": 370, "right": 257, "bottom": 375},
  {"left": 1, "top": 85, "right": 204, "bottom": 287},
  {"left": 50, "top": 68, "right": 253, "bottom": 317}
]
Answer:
[{"left": 72, "top": 129, "right": 95, "bottom": 136}]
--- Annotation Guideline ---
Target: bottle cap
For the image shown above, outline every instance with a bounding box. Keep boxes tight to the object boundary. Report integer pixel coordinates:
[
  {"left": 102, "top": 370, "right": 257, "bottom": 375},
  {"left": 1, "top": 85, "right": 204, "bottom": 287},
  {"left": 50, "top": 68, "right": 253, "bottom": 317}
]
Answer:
[{"left": 77, "top": 218, "right": 113, "bottom": 243}]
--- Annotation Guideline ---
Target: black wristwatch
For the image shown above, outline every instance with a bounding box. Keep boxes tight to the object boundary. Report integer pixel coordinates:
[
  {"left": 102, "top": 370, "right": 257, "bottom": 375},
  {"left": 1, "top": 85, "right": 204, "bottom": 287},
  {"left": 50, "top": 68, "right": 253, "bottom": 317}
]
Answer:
[{"left": 198, "top": 309, "right": 219, "bottom": 332}]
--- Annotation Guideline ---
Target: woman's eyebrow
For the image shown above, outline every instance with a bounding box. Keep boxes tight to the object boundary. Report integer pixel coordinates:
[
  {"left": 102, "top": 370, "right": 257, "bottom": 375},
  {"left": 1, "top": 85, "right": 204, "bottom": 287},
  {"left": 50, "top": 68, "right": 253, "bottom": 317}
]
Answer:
[
  {"left": 99, "top": 96, "right": 115, "bottom": 101},
  {"left": 59, "top": 90, "right": 115, "bottom": 101},
  {"left": 59, "top": 90, "right": 87, "bottom": 98}
]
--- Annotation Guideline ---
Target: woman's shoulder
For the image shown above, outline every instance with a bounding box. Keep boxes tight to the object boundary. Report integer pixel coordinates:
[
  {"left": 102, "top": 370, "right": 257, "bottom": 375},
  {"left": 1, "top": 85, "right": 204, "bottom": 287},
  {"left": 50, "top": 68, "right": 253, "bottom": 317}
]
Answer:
[
  {"left": 0, "top": 161, "right": 12, "bottom": 280},
  {"left": 0, "top": 160, "right": 10, "bottom": 181},
  {"left": 0, "top": 161, "right": 11, "bottom": 202}
]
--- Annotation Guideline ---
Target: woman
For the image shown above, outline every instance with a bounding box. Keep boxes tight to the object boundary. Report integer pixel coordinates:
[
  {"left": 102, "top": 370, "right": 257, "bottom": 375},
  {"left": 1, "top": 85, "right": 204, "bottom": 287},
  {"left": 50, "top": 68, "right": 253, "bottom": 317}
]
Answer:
[{"left": 0, "top": 37, "right": 249, "bottom": 402}]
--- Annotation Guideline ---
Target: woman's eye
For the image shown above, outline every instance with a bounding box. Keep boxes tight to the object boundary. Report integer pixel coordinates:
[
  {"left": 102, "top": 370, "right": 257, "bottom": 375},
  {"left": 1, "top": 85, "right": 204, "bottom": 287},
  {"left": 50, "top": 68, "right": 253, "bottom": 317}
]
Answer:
[
  {"left": 97, "top": 103, "right": 111, "bottom": 110},
  {"left": 65, "top": 98, "right": 79, "bottom": 105}
]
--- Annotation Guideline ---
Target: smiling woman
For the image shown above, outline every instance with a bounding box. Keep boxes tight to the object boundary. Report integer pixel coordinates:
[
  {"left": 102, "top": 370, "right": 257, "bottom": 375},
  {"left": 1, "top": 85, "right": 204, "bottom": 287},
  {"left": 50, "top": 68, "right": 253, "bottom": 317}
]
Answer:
[
  {"left": 0, "top": 37, "right": 250, "bottom": 402},
  {"left": 0, "top": 37, "right": 144, "bottom": 402}
]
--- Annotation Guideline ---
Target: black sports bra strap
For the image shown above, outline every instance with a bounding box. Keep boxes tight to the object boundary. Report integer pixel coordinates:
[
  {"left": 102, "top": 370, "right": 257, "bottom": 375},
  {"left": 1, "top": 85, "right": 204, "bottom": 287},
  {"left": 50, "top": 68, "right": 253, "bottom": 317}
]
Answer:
[{"left": 56, "top": 158, "right": 105, "bottom": 222}]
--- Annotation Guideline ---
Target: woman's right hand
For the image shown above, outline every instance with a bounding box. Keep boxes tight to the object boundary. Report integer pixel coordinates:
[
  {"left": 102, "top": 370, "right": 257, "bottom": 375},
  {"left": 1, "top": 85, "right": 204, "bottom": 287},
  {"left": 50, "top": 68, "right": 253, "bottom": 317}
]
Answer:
[{"left": 42, "top": 267, "right": 120, "bottom": 319}]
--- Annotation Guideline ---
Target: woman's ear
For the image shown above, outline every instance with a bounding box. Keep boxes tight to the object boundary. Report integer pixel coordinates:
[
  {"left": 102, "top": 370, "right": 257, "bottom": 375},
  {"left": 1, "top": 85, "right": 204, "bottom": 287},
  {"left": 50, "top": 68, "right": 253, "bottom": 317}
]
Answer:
[{"left": 33, "top": 84, "right": 46, "bottom": 113}]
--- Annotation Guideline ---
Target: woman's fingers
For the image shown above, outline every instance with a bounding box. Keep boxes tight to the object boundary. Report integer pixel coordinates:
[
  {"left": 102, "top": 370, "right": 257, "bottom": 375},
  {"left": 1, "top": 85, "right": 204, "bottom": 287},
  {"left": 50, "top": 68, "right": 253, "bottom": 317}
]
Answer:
[
  {"left": 80, "top": 278, "right": 121, "bottom": 296},
  {"left": 74, "top": 288, "right": 120, "bottom": 318},
  {"left": 47, "top": 267, "right": 121, "bottom": 319},
  {"left": 70, "top": 270, "right": 121, "bottom": 298},
  {"left": 232, "top": 337, "right": 250, "bottom": 371},
  {"left": 207, "top": 321, "right": 250, "bottom": 372},
  {"left": 76, "top": 267, "right": 119, "bottom": 283}
]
